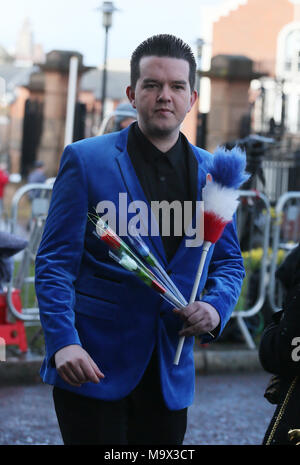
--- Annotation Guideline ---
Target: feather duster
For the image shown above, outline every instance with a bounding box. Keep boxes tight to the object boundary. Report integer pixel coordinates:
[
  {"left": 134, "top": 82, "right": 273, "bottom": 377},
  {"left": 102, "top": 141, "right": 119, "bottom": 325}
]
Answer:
[
  {"left": 202, "top": 146, "right": 250, "bottom": 244},
  {"left": 174, "top": 146, "right": 250, "bottom": 365}
]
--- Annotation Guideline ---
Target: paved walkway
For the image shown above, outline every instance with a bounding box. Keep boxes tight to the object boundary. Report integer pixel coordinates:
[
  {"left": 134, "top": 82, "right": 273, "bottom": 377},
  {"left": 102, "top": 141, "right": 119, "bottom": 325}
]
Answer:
[
  {"left": 0, "top": 343, "right": 276, "bottom": 445},
  {"left": 0, "top": 371, "right": 274, "bottom": 445}
]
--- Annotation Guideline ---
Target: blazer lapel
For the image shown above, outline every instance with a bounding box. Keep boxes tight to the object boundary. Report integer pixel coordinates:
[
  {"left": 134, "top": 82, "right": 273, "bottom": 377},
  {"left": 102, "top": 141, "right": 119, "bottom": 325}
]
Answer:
[
  {"left": 115, "top": 127, "right": 168, "bottom": 267},
  {"left": 167, "top": 144, "right": 207, "bottom": 271}
]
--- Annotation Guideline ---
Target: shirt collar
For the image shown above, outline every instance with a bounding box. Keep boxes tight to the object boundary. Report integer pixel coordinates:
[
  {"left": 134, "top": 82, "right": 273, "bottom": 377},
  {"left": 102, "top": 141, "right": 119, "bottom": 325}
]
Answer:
[{"left": 133, "top": 122, "right": 184, "bottom": 168}]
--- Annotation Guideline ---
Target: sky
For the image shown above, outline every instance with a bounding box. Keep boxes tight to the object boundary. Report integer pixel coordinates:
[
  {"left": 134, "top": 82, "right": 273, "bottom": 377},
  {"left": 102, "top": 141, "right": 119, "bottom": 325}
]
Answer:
[{"left": 0, "top": 0, "right": 225, "bottom": 67}]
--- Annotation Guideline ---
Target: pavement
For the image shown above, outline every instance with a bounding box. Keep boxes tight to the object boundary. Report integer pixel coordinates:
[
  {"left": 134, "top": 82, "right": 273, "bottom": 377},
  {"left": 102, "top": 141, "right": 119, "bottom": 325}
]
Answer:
[
  {"left": 0, "top": 342, "right": 263, "bottom": 385},
  {"left": 1, "top": 343, "right": 273, "bottom": 446},
  {"left": 0, "top": 371, "right": 273, "bottom": 445},
  {"left": 195, "top": 343, "right": 262, "bottom": 373}
]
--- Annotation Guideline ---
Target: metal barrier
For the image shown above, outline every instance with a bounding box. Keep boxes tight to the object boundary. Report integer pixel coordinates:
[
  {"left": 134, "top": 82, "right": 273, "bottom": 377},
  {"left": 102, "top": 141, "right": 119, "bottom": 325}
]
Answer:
[
  {"left": 7, "top": 183, "right": 297, "bottom": 350},
  {"left": 231, "top": 190, "right": 271, "bottom": 349},
  {"left": 268, "top": 191, "right": 300, "bottom": 313},
  {"left": 6, "top": 183, "right": 53, "bottom": 322}
]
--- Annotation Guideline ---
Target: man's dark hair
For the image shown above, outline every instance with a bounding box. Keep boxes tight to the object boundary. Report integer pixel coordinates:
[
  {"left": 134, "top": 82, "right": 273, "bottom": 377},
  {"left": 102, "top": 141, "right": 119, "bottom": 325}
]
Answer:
[{"left": 130, "top": 34, "right": 197, "bottom": 91}]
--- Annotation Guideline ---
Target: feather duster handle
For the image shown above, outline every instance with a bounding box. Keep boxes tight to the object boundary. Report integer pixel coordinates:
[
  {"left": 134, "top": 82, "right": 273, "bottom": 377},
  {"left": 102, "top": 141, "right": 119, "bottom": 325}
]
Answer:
[{"left": 173, "top": 146, "right": 250, "bottom": 365}]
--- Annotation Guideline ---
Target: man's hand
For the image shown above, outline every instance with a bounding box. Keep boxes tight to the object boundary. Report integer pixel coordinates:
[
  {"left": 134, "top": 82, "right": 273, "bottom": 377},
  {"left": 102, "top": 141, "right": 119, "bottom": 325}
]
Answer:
[
  {"left": 54, "top": 345, "right": 105, "bottom": 387},
  {"left": 173, "top": 301, "right": 220, "bottom": 337}
]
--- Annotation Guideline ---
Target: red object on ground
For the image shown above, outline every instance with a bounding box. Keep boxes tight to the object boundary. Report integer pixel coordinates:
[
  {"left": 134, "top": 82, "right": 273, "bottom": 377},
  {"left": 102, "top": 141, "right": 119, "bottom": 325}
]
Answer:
[
  {"left": 0, "top": 289, "right": 28, "bottom": 353},
  {"left": 0, "top": 169, "right": 9, "bottom": 198}
]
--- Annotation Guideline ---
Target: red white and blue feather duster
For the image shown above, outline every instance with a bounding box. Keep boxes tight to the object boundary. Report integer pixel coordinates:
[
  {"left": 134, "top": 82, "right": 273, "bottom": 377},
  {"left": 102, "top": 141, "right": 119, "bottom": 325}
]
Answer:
[
  {"left": 174, "top": 145, "right": 250, "bottom": 364},
  {"left": 202, "top": 145, "right": 250, "bottom": 244}
]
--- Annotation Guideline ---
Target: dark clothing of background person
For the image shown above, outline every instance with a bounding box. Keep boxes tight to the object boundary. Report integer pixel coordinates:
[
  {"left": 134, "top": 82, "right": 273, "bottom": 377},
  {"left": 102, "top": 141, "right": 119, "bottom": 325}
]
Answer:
[
  {"left": 259, "top": 244, "right": 300, "bottom": 445},
  {"left": 27, "top": 161, "right": 47, "bottom": 201}
]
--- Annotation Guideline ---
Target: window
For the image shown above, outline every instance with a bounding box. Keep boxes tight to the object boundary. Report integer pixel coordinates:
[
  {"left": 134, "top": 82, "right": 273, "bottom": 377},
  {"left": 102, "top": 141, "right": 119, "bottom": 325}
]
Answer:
[{"left": 284, "top": 29, "right": 300, "bottom": 74}]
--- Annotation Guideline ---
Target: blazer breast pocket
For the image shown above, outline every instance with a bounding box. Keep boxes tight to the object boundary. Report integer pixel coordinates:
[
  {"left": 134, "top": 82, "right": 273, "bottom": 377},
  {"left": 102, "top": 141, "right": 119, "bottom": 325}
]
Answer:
[{"left": 74, "top": 291, "right": 120, "bottom": 321}]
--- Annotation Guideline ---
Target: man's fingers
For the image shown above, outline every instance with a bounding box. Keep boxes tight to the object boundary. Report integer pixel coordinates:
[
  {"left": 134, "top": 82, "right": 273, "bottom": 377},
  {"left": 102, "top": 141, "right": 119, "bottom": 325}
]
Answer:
[
  {"left": 178, "top": 314, "right": 213, "bottom": 336},
  {"left": 174, "top": 301, "right": 220, "bottom": 337},
  {"left": 173, "top": 303, "right": 199, "bottom": 320},
  {"left": 80, "top": 358, "right": 104, "bottom": 384},
  {"left": 58, "top": 359, "right": 101, "bottom": 386},
  {"left": 58, "top": 366, "right": 83, "bottom": 387},
  {"left": 55, "top": 345, "right": 105, "bottom": 386},
  {"left": 185, "top": 312, "right": 205, "bottom": 326},
  {"left": 86, "top": 353, "right": 105, "bottom": 380},
  {"left": 179, "top": 322, "right": 206, "bottom": 337}
]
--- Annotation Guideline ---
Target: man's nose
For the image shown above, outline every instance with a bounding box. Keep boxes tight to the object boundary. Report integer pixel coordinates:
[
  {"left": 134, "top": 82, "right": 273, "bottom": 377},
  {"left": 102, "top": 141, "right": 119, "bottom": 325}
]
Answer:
[{"left": 157, "top": 85, "right": 171, "bottom": 102}]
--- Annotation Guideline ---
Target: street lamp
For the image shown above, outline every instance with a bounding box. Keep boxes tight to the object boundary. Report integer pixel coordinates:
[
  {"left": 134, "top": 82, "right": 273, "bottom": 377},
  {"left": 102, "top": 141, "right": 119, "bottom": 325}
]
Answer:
[
  {"left": 196, "top": 38, "right": 204, "bottom": 95},
  {"left": 195, "top": 38, "right": 206, "bottom": 147},
  {"left": 280, "top": 78, "right": 286, "bottom": 135},
  {"left": 98, "top": 1, "right": 118, "bottom": 123}
]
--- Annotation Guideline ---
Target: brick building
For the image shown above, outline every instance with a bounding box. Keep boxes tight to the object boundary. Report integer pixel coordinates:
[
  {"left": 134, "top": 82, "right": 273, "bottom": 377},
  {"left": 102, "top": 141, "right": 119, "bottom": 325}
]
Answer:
[{"left": 199, "top": 0, "right": 300, "bottom": 150}]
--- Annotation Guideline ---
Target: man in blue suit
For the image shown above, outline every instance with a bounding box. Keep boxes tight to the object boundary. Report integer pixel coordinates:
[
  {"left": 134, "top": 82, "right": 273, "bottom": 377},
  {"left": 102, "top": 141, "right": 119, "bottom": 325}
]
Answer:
[{"left": 35, "top": 34, "right": 245, "bottom": 445}]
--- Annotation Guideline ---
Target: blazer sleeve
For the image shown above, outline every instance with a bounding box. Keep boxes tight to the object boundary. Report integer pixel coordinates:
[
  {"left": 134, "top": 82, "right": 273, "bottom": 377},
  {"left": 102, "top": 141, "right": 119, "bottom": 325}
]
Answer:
[
  {"left": 200, "top": 215, "right": 245, "bottom": 341},
  {"left": 35, "top": 144, "right": 88, "bottom": 365}
]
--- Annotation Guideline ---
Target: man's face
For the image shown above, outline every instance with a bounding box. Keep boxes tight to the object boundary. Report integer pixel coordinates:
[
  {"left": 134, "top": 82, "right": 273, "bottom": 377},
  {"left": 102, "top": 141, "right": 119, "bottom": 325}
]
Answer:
[{"left": 126, "top": 56, "right": 197, "bottom": 140}]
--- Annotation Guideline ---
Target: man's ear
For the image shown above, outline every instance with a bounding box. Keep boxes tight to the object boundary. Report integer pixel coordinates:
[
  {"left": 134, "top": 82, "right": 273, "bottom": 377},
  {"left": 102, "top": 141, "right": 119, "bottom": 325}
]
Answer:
[
  {"left": 126, "top": 86, "right": 136, "bottom": 108},
  {"left": 187, "top": 89, "right": 198, "bottom": 113}
]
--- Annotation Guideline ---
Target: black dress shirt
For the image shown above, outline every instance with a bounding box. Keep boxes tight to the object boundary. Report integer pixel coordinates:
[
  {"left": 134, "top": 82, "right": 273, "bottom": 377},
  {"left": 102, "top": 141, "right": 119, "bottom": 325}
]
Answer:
[
  {"left": 127, "top": 123, "right": 197, "bottom": 262},
  {"left": 127, "top": 123, "right": 221, "bottom": 337}
]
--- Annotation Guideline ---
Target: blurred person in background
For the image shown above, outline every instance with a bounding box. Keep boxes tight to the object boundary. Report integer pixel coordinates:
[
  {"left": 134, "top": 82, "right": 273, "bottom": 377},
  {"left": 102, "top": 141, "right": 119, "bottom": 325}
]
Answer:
[
  {"left": 27, "top": 161, "right": 47, "bottom": 201},
  {"left": 98, "top": 102, "right": 137, "bottom": 135},
  {"left": 113, "top": 103, "right": 137, "bottom": 131},
  {"left": 27, "top": 160, "right": 46, "bottom": 184},
  {"left": 259, "top": 244, "right": 300, "bottom": 445}
]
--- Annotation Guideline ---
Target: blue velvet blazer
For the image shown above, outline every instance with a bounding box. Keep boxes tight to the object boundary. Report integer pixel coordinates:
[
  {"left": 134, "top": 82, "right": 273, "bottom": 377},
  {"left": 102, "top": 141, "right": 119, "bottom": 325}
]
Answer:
[{"left": 35, "top": 125, "right": 245, "bottom": 410}]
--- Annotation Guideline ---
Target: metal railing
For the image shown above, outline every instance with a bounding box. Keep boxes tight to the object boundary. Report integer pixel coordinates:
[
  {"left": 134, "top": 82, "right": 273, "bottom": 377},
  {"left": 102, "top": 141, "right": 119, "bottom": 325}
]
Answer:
[
  {"left": 268, "top": 191, "right": 300, "bottom": 313},
  {"left": 5, "top": 182, "right": 299, "bottom": 350},
  {"left": 232, "top": 190, "right": 271, "bottom": 349},
  {"left": 6, "top": 183, "right": 53, "bottom": 322}
]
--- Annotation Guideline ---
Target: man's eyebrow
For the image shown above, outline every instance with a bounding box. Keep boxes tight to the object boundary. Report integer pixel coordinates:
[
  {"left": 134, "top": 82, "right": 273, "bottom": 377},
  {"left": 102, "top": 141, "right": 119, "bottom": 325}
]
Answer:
[
  {"left": 142, "top": 78, "right": 187, "bottom": 85},
  {"left": 142, "top": 78, "right": 160, "bottom": 84},
  {"left": 172, "top": 80, "right": 187, "bottom": 86}
]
